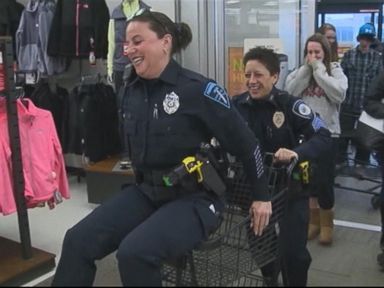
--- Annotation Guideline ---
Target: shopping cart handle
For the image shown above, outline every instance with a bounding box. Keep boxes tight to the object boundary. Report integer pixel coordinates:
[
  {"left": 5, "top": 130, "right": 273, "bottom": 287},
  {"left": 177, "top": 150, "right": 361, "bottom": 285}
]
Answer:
[{"left": 286, "top": 157, "right": 298, "bottom": 177}]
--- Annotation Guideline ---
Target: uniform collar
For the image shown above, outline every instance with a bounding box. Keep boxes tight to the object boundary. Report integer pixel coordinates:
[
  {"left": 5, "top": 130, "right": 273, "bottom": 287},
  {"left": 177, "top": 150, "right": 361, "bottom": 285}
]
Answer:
[
  {"left": 239, "top": 87, "right": 279, "bottom": 108},
  {"left": 157, "top": 59, "right": 180, "bottom": 86}
]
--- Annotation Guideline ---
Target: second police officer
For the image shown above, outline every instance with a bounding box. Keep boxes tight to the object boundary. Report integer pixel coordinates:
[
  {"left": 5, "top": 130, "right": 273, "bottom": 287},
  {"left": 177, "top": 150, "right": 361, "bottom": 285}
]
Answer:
[
  {"left": 52, "top": 10, "right": 273, "bottom": 286},
  {"left": 232, "top": 47, "right": 332, "bottom": 286}
]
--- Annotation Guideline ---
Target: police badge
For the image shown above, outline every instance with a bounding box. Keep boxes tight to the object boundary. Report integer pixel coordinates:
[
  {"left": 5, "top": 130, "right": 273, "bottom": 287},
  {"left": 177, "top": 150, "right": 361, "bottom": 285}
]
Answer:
[
  {"left": 163, "top": 92, "right": 180, "bottom": 115},
  {"left": 273, "top": 111, "right": 285, "bottom": 128}
]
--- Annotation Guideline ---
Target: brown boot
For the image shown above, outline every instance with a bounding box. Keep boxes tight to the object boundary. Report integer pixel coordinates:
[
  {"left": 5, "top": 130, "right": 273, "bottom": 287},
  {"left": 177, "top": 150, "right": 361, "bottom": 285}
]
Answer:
[
  {"left": 308, "top": 208, "right": 320, "bottom": 240},
  {"left": 319, "top": 209, "right": 334, "bottom": 245}
]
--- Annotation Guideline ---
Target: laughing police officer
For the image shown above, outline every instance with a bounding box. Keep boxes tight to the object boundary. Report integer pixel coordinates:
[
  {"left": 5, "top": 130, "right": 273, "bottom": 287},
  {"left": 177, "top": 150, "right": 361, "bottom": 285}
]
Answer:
[
  {"left": 52, "top": 10, "right": 271, "bottom": 287},
  {"left": 232, "top": 47, "right": 332, "bottom": 287}
]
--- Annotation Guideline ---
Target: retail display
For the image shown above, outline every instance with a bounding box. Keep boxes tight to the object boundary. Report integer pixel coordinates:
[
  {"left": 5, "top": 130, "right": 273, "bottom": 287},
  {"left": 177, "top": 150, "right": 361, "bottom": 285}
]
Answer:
[
  {"left": 47, "top": 0, "right": 110, "bottom": 59},
  {"left": 0, "top": 98, "right": 70, "bottom": 215},
  {"left": 107, "top": 0, "right": 150, "bottom": 92},
  {"left": 16, "top": 0, "right": 68, "bottom": 76},
  {"left": 0, "top": 0, "right": 24, "bottom": 59},
  {"left": 66, "top": 79, "right": 121, "bottom": 163},
  {"left": 0, "top": 36, "right": 56, "bottom": 286}
]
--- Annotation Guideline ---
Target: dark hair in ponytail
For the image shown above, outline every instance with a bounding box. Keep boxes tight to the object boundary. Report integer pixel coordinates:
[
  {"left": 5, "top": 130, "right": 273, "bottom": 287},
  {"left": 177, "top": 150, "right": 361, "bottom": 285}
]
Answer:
[
  {"left": 174, "top": 22, "right": 192, "bottom": 53},
  {"left": 128, "top": 10, "right": 192, "bottom": 55}
]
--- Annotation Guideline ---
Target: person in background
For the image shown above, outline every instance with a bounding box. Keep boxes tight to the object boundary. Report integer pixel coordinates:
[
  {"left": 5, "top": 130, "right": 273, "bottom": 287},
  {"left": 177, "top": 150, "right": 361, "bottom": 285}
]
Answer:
[
  {"left": 285, "top": 33, "right": 347, "bottom": 245},
  {"left": 232, "top": 47, "right": 332, "bottom": 286},
  {"left": 318, "top": 23, "right": 339, "bottom": 62},
  {"left": 339, "top": 23, "right": 382, "bottom": 169},
  {"left": 107, "top": 0, "right": 150, "bottom": 93},
  {"left": 363, "top": 71, "right": 384, "bottom": 269},
  {"left": 51, "top": 10, "right": 272, "bottom": 286}
]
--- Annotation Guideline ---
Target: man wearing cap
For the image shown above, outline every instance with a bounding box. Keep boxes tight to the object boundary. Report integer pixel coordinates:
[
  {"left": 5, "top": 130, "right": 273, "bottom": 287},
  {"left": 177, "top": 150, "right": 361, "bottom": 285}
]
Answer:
[{"left": 339, "top": 23, "right": 383, "bottom": 169}]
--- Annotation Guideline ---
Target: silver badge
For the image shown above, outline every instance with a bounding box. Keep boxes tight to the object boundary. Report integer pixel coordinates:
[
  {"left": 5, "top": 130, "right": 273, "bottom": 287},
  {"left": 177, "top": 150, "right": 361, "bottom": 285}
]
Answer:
[
  {"left": 273, "top": 111, "right": 285, "bottom": 128},
  {"left": 163, "top": 92, "right": 180, "bottom": 115}
]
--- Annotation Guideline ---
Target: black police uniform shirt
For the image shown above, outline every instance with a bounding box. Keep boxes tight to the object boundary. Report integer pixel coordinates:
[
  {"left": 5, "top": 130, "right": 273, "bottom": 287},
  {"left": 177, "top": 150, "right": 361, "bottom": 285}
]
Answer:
[
  {"left": 120, "top": 59, "right": 270, "bottom": 201},
  {"left": 232, "top": 87, "right": 331, "bottom": 162}
]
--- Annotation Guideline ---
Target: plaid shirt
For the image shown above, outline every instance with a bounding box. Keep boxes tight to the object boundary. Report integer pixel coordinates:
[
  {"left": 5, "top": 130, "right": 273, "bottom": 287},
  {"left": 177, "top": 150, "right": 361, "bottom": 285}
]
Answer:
[{"left": 340, "top": 45, "right": 383, "bottom": 112}]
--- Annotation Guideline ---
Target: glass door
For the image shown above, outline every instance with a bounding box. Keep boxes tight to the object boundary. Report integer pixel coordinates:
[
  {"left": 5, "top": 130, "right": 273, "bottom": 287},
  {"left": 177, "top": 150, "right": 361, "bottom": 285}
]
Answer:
[{"left": 316, "top": 0, "right": 383, "bottom": 55}]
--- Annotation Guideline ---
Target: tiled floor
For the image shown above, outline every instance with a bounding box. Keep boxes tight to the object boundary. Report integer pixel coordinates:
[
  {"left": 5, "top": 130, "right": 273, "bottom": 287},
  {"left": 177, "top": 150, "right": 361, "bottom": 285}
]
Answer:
[{"left": 1, "top": 169, "right": 384, "bottom": 287}]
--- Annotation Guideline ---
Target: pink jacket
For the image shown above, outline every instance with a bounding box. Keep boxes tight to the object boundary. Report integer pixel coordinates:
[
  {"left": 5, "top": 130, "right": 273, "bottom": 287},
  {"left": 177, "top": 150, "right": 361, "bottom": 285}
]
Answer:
[{"left": 0, "top": 98, "right": 70, "bottom": 215}]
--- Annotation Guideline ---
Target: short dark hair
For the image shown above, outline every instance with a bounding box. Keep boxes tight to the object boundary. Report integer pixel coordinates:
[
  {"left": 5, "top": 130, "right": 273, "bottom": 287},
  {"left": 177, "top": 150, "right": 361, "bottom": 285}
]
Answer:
[
  {"left": 243, "top": 47, "right": 280, "bottom": 75},
  {"left": 128, "top": 10, "right": 192, "bottom": 55}
]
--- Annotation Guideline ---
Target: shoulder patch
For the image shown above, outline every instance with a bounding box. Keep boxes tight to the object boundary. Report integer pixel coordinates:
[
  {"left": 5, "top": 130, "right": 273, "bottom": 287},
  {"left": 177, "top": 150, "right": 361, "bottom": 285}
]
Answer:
[
  {"left": 312, "top": 115, "right": 326, "bottom": 131},
  {"left": 204, "top": 82, "right": 230, "bottom": 109},
  {"left": 292, "top": 100, "right": 313, "bottom": 119}
]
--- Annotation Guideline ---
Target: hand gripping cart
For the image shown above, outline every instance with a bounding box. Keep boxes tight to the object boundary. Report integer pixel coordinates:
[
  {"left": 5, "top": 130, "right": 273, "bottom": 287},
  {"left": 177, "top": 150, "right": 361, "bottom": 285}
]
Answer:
[{"left": 161, "top": 152, "right": 297, "bottom": 287}]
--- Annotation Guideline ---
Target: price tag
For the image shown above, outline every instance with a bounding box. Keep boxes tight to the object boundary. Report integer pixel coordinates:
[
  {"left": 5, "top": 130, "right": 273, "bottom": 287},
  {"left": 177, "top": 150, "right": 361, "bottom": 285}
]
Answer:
[{"left": 25, "top": 72, "right": 36, "bottom": 84}]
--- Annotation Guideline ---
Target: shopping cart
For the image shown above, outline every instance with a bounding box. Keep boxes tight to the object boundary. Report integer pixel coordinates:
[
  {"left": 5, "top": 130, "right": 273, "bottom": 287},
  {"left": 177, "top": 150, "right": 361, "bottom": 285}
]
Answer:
[
  {"left": 161, "top": 153, "right": 296, "bottom": 287},
  {"left": 336, "top": 110, "right": 382, "bottom": 209}
]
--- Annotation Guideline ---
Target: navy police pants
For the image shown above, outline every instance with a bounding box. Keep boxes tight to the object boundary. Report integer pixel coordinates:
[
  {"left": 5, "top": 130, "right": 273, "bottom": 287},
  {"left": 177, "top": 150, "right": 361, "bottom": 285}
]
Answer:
[
  {"left": 261, "top": 197, "right": 311, "bottom": 287},
  {"left": 51, "top": 184, "right": 222, "bottom": 286}
]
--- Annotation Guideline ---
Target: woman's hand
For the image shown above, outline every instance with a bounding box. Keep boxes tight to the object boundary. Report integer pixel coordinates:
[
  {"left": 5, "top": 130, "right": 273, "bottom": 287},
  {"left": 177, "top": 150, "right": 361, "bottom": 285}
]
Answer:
[
  {"left": 274, "top": 148, "right": 298, "bottom": 163},
  {"left": 249, "top": 201, "right": 272, "bottom": 236}
]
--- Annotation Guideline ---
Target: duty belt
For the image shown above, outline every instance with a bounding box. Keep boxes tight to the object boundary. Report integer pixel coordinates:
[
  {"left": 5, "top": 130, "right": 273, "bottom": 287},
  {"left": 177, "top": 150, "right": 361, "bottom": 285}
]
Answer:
[{"left": 136, "top": 169, "right": 171, "bottom": 186}]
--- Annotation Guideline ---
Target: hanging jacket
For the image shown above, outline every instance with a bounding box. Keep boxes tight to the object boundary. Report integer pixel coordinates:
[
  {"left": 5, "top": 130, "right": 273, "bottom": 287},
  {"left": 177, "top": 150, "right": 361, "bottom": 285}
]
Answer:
[
  {"left": 16, "top": 0, "right": 68, "bottom": 75},
  {"left": 47, "top": 0, "right": 110, "bottom": 59},
  {"left": 66, "top": 83, "right": 120, "bottom": 162},
  {"left": 108, "top": 0, "right": 150, "bottom": 74},
  {"left": 0, "top": 98, "right": 70, "bottom": 215},
  {"left": 27, "top": 81, "right": 69, "bottom": 151},
  {"left": 0, "top": 0, "right": 24, "bottom": 59}
]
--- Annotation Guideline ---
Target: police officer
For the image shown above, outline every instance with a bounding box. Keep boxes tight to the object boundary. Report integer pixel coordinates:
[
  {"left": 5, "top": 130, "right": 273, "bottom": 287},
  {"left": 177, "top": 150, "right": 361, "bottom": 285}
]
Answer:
[
  {"left": 232, "top": 47, "right": 332, "bottom": 287},
  {"left": 52, "top": 10, "right": 272, "bottom": 287}
]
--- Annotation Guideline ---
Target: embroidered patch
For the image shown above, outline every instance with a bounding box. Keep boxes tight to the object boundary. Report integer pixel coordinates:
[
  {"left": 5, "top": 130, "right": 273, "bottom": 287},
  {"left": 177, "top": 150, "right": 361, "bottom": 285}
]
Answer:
[
  {"left": 204, "top": 82, "right": 230, "bottom": 109},
  {"left": 312, "top": 115, "right": 325, "bottom": 131},
  {"left": 273, "top": 111, "right": 285, "bottom": 128},
  {"left": 254, "top": 146, "right": 264, "bottom": 179},
  {"left": 292, "top": 100, "right": 313, "bottom": 119},
  {"left": 163, "top": 92, "right": 180, "bottom": 115}
]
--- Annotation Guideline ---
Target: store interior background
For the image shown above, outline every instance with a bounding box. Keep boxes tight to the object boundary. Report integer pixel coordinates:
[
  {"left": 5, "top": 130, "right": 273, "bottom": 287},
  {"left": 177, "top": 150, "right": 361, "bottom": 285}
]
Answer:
[{"left": 1, "top": 0, "right": 384, "bottom": 286}]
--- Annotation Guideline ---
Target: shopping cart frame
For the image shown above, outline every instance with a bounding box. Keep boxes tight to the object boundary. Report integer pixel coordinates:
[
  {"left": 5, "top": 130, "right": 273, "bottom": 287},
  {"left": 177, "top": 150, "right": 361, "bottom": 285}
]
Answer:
[
  {"left": 336, "top": 109, "right": 382, "bottom": 208},
  {"left": 161, "top": 153, "right": 296, "bottom": 287}
]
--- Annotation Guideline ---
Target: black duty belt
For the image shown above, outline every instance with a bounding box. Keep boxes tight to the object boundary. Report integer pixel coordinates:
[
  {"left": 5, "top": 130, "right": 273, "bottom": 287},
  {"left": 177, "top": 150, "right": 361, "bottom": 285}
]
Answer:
[
  {"left": 137, "top": 169, "right": 171, "bottom": 186},
  {"left": 136, "top": 169, "right": 205, "bottom": 202}
]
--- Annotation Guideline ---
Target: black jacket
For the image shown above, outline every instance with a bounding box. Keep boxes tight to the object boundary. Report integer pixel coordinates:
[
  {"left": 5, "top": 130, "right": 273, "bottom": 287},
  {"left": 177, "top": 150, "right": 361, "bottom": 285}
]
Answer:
[
  {"left": 120, "top": 59, "right": 270, "bottom": 201},
  {"left": 365, "top": 71, "right": 384, "bottom": 119},
  {"left": 67, "top": 83, "right": 120, "bottom": 162},
  {"left": 47, "top": 0, "right": 109, "bottom": 58},
  {"left": 0, "top": 0, "right": 24, "bottom": 58},
  {"left": 232, "top": 88, "right": 331, "bottom": 162}
]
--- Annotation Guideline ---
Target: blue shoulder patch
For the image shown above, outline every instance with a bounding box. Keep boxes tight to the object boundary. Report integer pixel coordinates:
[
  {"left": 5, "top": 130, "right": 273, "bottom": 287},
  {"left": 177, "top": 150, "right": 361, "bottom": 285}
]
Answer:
[
  {"left": 312, "top": 115, "right": 326, "bottom": 132},
  {"left": 292, "top": 100, "right": 313, "bottom": 119},
  {"left": 204, "top": 82, "right": 230, "bottom": 109}
]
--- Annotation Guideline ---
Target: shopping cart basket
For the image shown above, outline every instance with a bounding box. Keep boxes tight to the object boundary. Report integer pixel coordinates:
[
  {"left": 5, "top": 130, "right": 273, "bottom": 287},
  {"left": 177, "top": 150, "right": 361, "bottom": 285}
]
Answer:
[{"left": 162, "top": 153, "right": 296, "bottom": 287}]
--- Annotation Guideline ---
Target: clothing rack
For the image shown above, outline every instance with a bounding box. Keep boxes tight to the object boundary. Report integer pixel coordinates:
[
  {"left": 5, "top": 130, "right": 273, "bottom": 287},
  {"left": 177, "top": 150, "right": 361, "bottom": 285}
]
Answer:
[
  {"left": 0, "top": 36, "right": 55, "bottom": 286},
  {"left": 2, "top": 36, "right": 32, "bottom": 259}
]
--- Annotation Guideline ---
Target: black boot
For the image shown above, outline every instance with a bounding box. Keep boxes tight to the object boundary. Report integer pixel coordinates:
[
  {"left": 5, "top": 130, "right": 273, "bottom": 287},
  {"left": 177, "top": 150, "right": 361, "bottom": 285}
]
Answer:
[
  {"left": 378, "top": 252, "right": 384, "bottom": 268},
  {"left": 380, "top": 203, "right": 384, "bottom": 250},
  {"left": 378, "top": 203, "right": 384, "bottom": 268}
]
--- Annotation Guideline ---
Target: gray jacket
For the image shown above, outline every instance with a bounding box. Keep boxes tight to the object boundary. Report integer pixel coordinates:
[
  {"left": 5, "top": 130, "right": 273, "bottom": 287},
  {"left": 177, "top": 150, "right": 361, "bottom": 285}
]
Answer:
[
  {"left": 285, "top": 60, "right": 348, "bottom": 135},
  {"left": 16, "top": 0, "right": 67, "bottom": 76}
]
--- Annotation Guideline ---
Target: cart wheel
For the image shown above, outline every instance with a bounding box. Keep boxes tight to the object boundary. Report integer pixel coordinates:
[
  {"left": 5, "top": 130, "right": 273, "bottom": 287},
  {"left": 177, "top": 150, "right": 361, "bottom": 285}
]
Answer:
[{"left": 371, "top": 195, "right": 381, "bottom": 210}]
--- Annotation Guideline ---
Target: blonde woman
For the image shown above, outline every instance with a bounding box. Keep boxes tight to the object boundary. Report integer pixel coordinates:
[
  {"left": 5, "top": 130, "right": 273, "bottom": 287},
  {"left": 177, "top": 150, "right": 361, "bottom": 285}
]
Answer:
[
  {"left": 285, "top": 33, "right": 348, "bottom": 245},
  {"left": 318, "top": 23, "right": 339, "bottom": 62}
]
